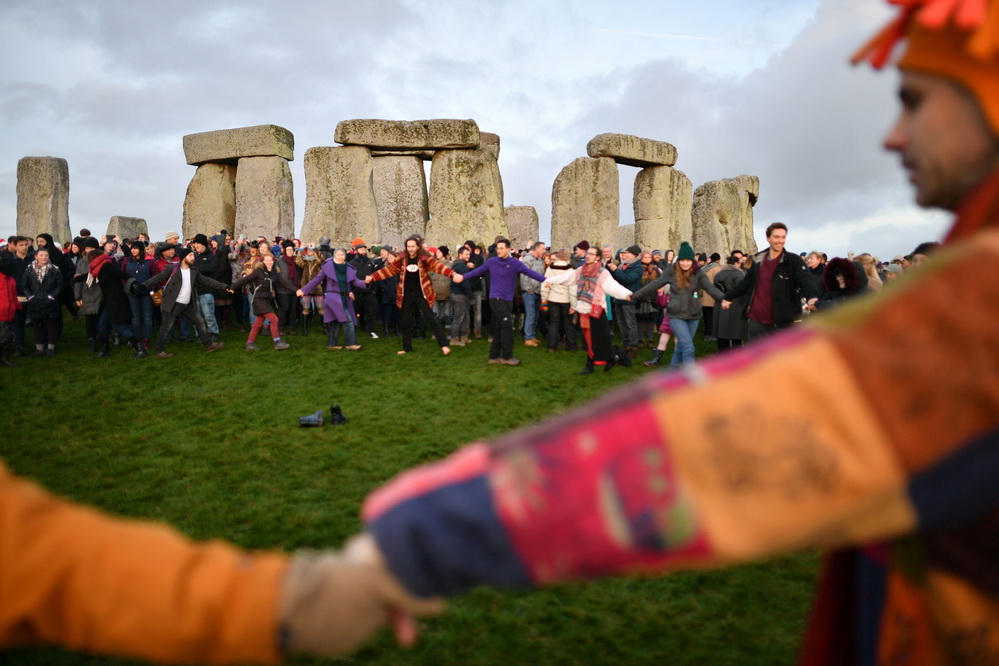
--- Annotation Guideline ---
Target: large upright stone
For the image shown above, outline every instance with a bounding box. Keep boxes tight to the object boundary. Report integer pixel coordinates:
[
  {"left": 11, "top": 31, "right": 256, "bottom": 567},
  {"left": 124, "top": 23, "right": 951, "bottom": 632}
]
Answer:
[
  {"left": 586, "top": 133, "right": 677, "bottom": 168},
  {"left": 16, "top": 157, "right": 70, "bottom": 241},
  {"left": 505, "top": 206, "right": 538, "bottom": 250},
  {"left": 615, "top": 224, "right": 636, "bottom": 251},
  {"left": 691, "top": 175, "right": 760, "bottom": 257},
  {"left": 106, "top": 216, "right": 148, "bottom": 241},
  {"left": 550, "top": 157, "right": 619, "bottom": 252},
  {"left": 183, "top": 125, "right": 294, "bottom": 166},
  {"left": 301, "top": 146, "right": 379, "bottom": 246},
  {"left": 372, "top": 155, "right": 429, "bottom": 249},
  {"left": 480, "top": 132, "right": 500, "bottom": 161},
  {"left": 234, "top": 156, "right": 295, "bottom": 241},
  {"left": 335, "top": 119, "right": 479, "bottom": 150},
  {"left": 633, "top": 165, "right": 693, "bottom": 252},
  {"left": 427, "top": 148, "right": 506, "bottom": 247},
  {"left": 182, "top": 163, "right": 237, "bottom": 239}
]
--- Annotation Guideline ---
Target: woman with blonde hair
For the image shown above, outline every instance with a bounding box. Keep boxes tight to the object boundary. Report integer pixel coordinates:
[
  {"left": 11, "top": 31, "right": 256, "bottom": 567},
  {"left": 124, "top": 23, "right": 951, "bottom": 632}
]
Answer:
[{"left": 856, "top": 253, "right": 883, "bottom": 291}]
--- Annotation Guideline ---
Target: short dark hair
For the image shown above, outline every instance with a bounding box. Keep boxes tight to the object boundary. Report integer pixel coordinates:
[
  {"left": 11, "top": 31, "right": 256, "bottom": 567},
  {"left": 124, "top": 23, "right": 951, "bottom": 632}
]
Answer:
[
  {"left": 912, "top": 241, "right": 940, "bottom": 256},
  {"left": 11, "top": 235, "right": 29, "bottom": 244},
  {"left": 495, "top": 238, "right": 511, "bottom": 249},
  {"left": 710, "top": 253, "right": 721, "bottom": 262},
  {"left": 766, "top": 222, "right": 788, "bottom": 237},
  {"left": 532, "top": 241, "right": 546, "bottom": 251}
]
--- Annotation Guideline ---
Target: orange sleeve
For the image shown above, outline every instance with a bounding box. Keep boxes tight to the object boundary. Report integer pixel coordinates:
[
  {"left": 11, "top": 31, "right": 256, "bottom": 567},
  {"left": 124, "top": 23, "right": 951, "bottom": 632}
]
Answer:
[{"left": 0, "top": 462, "right": 289, "bottom": 664}]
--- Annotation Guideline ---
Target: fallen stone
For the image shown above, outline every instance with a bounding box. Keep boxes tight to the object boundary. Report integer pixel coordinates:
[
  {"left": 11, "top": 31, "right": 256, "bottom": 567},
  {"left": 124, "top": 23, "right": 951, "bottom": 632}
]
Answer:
[
  {"left": 633, "top": 165, "right": 692, "bottom": 253},
  {"left": 300, "top": 146, "right": 379, "bottom": 247},
  {"left": 16, "top": 156, "right": 70, "bottom": 242},
  {"left": 372, "top": 155, "right": 429, "bottom": 249},
  {"left": 183, "top": 125, "right": 294, "bottom": 166},
  {"left": 586, "top": 133, "right": 678, "bottom": 168},
  {"left": 335, "top": 119, "right": 479, "bottom": 150},
  {"left": 504, "top": 206, "right": 538, "bottom": 250},
  {"left": 427, "top": 147, "right": 507, "bottom": 248},
  {"left": 106, "top": 216, "right": 148, "bottom": 241},
  {"left": 182, "top": 163, "right": 237, "bottom": 239},
  {"left": 550, "top": 157, "right": 619, "bottom": 253},
  {"left": 691, "top": 175, "right": 760, "bottom": 257},
  {"left": 234, "top": 156, "right": 295, "bottom": 241}
]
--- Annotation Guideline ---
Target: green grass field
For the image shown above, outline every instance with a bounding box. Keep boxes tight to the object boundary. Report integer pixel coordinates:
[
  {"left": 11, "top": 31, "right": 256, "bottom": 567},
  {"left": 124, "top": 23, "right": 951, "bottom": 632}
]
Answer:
[{"left": 0, "top": 315, "right": 818, "bottom": 665}]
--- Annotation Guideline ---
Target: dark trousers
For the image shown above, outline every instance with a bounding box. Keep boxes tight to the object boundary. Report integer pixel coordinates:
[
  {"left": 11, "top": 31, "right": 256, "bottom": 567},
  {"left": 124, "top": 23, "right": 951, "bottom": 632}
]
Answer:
[
  {"left": 354, "top": 290, "right": 377, "bottom": 332},
  {"left": 547, "top": 302, "right": 576, "bottom": 351},
  {"left": 747, "top": 318, "right": 793, "bottom": 342},
  {"left": 582, "top": 311, "right": 613, "bottom": 363},
  {"left": 156, "top": 300, "right": 212, "bottom": 352},
  {"left": 400, "top": 289, "right": 448, "bottom": 351},
  {"left": 488, "top": 298, "right": 514, "bottom": 360},
  {"left": 702, "top": 306, "right": 715, "bottom": 337},
  {"left": 277, "top": 292, "right": 298, "bottom": 332},
  {"left": 717, "top": 338, "right": 744, "bottom": 353}
]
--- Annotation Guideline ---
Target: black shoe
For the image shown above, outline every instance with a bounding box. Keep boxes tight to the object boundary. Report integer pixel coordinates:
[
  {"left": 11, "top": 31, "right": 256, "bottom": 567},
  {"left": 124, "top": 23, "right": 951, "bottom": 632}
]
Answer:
[
  {"left": 330, "top": 404, "right": 347, "bottom": 425},
  {"left": 0, "top": 347, "right": 18, "bottom": 367},
  {"left": 98, "top": 341, "right": 111, "bottom": 357},
  {"left": 579, "top": 360, "right": 594, "bottom": 375},
  {"left": 87, "top": 338, "right": 97, "bottom": 354},
  {"left": 299, "top": 410, "right": 324, "bottom": 427}
]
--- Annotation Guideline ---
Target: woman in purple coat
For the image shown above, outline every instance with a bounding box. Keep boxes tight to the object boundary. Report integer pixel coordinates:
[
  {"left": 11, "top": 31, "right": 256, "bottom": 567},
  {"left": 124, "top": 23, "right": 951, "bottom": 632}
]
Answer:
[{"left": 297, "top": 248, "right": 367, "bottom": 350}]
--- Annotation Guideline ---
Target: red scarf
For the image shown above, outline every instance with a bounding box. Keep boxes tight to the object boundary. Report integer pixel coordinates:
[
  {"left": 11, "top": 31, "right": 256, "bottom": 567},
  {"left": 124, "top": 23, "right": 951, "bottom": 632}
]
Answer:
[
  {"left": 945, "top": 168, "right": 999, "bottom": 244},
  {"left": 88, "top": 252, "right": 112, "bottom": 277}
]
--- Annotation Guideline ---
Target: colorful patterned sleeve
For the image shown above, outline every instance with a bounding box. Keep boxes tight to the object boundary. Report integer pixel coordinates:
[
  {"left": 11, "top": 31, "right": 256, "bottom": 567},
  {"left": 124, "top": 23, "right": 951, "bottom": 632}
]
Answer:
[{"left": 363, "top": 230, "right": 999, "bottom": 599}]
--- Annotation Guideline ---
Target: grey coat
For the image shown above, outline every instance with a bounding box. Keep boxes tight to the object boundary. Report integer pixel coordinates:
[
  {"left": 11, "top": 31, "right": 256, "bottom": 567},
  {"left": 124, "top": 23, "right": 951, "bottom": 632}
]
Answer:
[{"left": 632, "top": 267, "right": 726, "bottom": 320}]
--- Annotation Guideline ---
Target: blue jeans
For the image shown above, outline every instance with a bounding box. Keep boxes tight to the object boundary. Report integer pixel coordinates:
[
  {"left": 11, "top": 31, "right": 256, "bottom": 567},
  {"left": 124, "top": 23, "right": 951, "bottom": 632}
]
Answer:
[
  {"left": 128, "top": 294, "right": 154, "bottom": 340},
  {"left": 327, "top": 320, "right": 357, "bottom": 347},
  {"left": 669, "top": 317, "right": 700, "bottom": 368},
  {"left": 523, "top": 292, "right": 540, "bottom": 340},
  {"left": 197, "top": 293, "right": 219, "bottom": 335}
]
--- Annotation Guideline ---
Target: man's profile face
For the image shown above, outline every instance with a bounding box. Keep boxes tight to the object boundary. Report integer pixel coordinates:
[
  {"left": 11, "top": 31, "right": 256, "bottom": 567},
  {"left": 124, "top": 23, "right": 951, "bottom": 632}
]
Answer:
[
  {"left": 805, "top": 254, "right": 820, "bottom": 269},
  {"left": 767, "top": 228, "right": 787, "bottom": 254},
  {"left": 620, "top": 250, "right": 635, "bottom": 264},
  {"left": 884, "top": 71, "right": 999, "bottom": 211},
  {"left": 575, "top": 247, "right": 586, "bottom": 257},
  {"left": 193, "top": 242, "right": 207, "bottom": 254}
]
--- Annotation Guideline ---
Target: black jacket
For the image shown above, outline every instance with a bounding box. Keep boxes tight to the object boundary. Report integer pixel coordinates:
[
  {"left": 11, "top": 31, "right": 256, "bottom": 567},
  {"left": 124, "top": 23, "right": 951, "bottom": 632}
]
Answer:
[
  {"left": 349, "top": 254, "right": 376, "bottom": 293},
  {"left": 725, "top": 249, "right": 817, "bottom": 327},
  {"left": 145, "top": 264, "right": 228, "bottom": 313}
]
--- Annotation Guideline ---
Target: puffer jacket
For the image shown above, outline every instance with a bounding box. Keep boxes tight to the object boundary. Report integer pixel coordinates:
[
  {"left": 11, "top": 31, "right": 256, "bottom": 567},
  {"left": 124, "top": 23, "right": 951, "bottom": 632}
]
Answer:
[
  {"left": 542, "top": 262, "right": 574, "bottom": 304},
  {"left": 632, "top": 267, "right": 725, "bottom": 320}
]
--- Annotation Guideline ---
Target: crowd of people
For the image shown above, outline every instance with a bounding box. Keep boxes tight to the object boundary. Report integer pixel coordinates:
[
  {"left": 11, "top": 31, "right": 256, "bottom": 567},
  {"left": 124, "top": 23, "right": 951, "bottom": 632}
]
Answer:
[
  {"left": 0, "top": 223, "right": 936, "bottom": 371},
  {"left": 0, "top": 223, "right": 935, "bottom": 369}
]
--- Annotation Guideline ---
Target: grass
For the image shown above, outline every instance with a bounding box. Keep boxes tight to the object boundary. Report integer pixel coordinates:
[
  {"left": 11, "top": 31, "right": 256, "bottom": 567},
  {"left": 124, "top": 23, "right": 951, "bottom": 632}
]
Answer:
[{"left": 0, "top": 314, "right": 818, "bottom": 665}]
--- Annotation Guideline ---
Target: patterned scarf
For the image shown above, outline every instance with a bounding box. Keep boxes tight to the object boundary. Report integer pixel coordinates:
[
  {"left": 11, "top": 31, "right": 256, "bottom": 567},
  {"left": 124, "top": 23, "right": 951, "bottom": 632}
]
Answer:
[
  {"left": 30, "top": 260, "right": 52, "bottom": 283},
  {"left": 575, "top": 261, "right": 603, "bottom": 311}
]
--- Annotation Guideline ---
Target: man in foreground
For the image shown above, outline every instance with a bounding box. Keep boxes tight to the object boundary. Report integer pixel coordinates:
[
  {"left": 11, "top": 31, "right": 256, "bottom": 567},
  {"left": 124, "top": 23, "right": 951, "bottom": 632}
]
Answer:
[{"left": 345, "top": 4, "right": 999, "bottom": 663}]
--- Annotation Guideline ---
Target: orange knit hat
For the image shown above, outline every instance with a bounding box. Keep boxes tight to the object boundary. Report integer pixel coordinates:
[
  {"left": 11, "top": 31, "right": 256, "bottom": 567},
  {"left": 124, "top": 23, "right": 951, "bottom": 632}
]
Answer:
[{"left": 852, "top": 0, "right": 999, "bottom": 135}]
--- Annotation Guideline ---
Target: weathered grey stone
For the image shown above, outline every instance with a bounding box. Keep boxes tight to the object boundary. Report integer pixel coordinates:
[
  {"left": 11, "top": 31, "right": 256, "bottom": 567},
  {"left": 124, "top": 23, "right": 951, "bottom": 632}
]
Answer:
[
  {"left": 586, "top": 133, "right": 678, "bottom": 168},
  {"left": 633, "top": 165, "right": 692, "bottom": 253},
  {"left": 106, "top": 216, "right": 148, "bottom": 241},
  {"left": 615, "top": 224, "right": 636, "bottom": 251},
  {"left": 234, "top": 156, "right": 295, "bottom": 241},
  {"left": 182, "top": 163, "right": 237, "bottom": 239},
  {"left": 504, "top": 206, "right": 538, "bottom": 250},
  {"left": 370, "top": 149, "right": 436, "bottom": 161},
  {"left": 480, "top": 132, "right": 500, "bottom": 161},
  {"left": 550, "top": 157, "right": 619, "bottom": 253},
  {"left": 427, "top": 148, "right": 507, "bottom": 248},
  {"left": 300, "top": 146, "right": 378, "bottom": 247},
  {"left": 335, "top": 119, "right": 479, "bottom": 150},
  {"left": 16, "top": 157, "right": 70, "bottom": 242},
  {"left": 691, "top": 175, "right": 760, "bottom": 257},
  {"left": 372, "top": 155, "right": 429, "bottom": 249},
  {"left": 183, "top": 125, "right": 294, "bottom": 166}
]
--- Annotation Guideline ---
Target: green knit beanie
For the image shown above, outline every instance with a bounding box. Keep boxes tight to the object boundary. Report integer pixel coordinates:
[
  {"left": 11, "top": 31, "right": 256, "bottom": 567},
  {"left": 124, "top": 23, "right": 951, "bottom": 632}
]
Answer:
[{"left": 677, "top": 242, "right": 695, "bottom": 261}]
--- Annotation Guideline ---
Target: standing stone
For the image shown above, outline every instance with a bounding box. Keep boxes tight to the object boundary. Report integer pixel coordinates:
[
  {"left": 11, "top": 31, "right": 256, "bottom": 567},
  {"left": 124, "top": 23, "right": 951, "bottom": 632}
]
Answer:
[
  {"left": 480, "top": 132, "right": 500, "bottom": 161},
  {"left": 234, "top": 156, "right": 295, "bottom": 241},
  {"left": 427, "top": 148, "right": 507, "bottom": 248},
  {"left": 16, "top": 157, "right": 70, "bottom": 241},
  {"left": 586, "top": 133, "right": 678, "bottom": 168},
  {"left": 691, "top": 175, "right": 760, "bottom": 257},
  {"left": 550, "top": 157, "right": 619, "bottom": 253},
  {"left": 335, "top": 118, "right": 479, "bottom": 150},
  {"left": 301, "top": 146, "right": 378, "bottom": 247},
  {"left": 182, "top": 163, "right": 237, "bottom": 239},
  {"left": 372, "top": 155, "right": 429, "bottom": 249},
  {"left": 633, "top": 165, "right": 692, "bottom": 252},
  {"left": 505, "top": 206, "right": 538, "bottom": 250},
  {"left": 183, "top": 125, "right": 294, "bottom": 165},
  {"left": 106, "top": 216, "right": 148, "bottom": 241},
  {"left": 615, "top": 224, "right": 636, "bottom": 251}
]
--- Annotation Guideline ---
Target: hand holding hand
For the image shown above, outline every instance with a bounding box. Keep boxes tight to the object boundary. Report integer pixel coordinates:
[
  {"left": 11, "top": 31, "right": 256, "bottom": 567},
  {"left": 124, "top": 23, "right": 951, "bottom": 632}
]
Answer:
[
  {"left": 296, "top": 289, "right": 304, "bottom": 298},
  {"left": 365, "top": 275, "right": 373, "bottom": 284},
  {"left": 720, "top": 300, "right": 732, "bottom": 310},
  {"left": 452, "top": 273, "right": 463, "bottom": 284}
]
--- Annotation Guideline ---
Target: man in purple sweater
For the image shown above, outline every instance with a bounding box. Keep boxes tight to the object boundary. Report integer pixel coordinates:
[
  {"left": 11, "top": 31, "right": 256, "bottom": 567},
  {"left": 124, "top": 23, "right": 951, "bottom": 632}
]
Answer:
[{"left": 462, "top": 238, "right": 546, "bottom": 366}]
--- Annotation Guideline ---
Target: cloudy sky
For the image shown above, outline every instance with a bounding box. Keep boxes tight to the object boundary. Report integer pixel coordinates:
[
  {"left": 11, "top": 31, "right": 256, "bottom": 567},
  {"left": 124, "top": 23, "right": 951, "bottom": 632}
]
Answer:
[{"left": 0, "top": 0, "right": 949, "bottom": 259}]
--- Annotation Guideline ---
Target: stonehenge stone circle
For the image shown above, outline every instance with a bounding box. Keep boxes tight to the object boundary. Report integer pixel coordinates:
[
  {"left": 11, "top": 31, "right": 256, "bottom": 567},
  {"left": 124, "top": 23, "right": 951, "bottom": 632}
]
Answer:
[
  {"left": 691, "top": 175, "right": 760, "bottom": 257},
  {"left": 182, "top": 163, "right": 237, "bottom": 239},
  {"left": 370, "top": 149, "right": 435, "bottom": 161},
  {"left": 633, "top": 165, "right": 693, "bottom": 253},
  {"left": 301, "top": 146, "right": 379, "bottom": 246},
  {"left": 16, "top": 156, "right": 70, "bottom": 242},
  {"left": 106, "top": 216, "right": 148, "bottom": 241},
  {"left": 372, "top": 155, "right": 429, "bottom": 249},
  {"left": 479, "top": 132, "right": 500, "bottom": 161},
  {"left": 183, "top": 125, "right": 294, "bottom": 166},
  {"left": 615, "top": 224, "right": 636, "bottom": 251},
  {"left": 234, "top": 156, "right": 295, "bottom": 241},
  {"left": 586, "top": 133, "right": 678, "bottom": 168},
  {"left": 335, "top": 119, "right": 480, "bottom": 151},
  {"left": 427, "top": 147, "right": 507, "bottom": 247},
  {"left": 550, "top": 156, "right": 619, "bottom": 252},
  {"left": 505, "top": 205, "right": 538, "bottom": 250}
]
